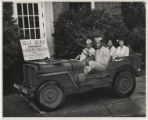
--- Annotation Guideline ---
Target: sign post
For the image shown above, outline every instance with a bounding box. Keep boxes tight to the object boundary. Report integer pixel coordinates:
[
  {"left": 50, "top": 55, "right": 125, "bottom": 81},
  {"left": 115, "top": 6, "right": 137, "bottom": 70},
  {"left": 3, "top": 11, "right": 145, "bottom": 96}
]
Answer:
[{"left": 20, "top": 39, "right": 50, "bottom": 61}]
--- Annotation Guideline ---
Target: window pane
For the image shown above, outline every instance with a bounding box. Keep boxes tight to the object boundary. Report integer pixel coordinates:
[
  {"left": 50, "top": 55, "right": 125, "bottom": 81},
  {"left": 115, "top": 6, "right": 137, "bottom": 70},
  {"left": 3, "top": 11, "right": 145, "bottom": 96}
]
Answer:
[
  {"left": 25, "top": 29, "right": 30, "bottom": 39},
  {"left": 34, "top": 4, "right": 38, "bottom": 15},
  {"left": 17, "top": 4, "right": 22, "bottom": 15},
  {"left": 20, "top": 29, "right": 24, "bottom": 39},
  {"left": 36, "top": 29, "right": 40, "bottom": 39},
  {"left": 28, "top": 3, "right": 33, "bottom": 15},
  {"left": 31, "top": 29, "right": 35, "bottom": 39},
  {"left": 29, "top": 16, "right": 34, "bottom": 28},
  {"left": 18, "top": 17, "right": 23, "bottom": 28},
  {"left": 23, "top": 3, "right": 27, "bottom": 15},
  {"left": 24, "top": 16, "right": 29, "bottom": 28},
  {"left": 35, "top": 16, "right": 39, "bottom": 27}
]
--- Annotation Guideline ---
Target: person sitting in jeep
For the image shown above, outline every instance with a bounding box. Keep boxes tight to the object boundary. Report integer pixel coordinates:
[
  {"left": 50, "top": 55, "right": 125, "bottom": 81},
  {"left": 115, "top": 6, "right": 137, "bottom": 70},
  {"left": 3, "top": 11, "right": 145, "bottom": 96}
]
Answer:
[
  {"left": 76, "top": 39, "right": 95, "bottom": 61},
  {"left": 107, "top": 39, "right": 117, "bottom": 62},
  {"left": 115, "top": 39, "right": 129, "bottom": 60},
  {"left": 84, "top": 37, "right": 110, "bottom": 74}
]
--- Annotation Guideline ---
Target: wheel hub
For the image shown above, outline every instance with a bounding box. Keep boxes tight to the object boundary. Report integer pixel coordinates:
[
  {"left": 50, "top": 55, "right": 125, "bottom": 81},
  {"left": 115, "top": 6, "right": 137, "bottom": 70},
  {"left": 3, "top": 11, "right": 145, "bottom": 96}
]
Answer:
[
  {"left": 39, "top": 85, "right": 63, "bottom": 109},
  {"left": 118, "top": 77, "right": 133, "bottom": 94}
]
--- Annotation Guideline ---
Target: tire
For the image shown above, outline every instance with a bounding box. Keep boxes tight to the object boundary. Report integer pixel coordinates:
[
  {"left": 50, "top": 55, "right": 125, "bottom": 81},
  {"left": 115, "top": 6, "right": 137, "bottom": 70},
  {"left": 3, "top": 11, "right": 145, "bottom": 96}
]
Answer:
[
  {"left": 35, "top": 82, "right": 65, "bottom": 110},
  {"left": 113, "top": 71, "right": 136, "bottom": 98}
]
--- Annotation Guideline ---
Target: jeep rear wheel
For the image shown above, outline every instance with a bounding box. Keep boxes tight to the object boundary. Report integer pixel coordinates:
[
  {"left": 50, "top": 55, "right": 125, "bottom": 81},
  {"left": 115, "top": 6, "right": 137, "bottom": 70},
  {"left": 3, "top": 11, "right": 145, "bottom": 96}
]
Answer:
[
  {"left": 35, "top": 83, "right": 65, "bottom": 110},
  {"left": 113, "top": 71, "right": 136, "bottom": 98}
]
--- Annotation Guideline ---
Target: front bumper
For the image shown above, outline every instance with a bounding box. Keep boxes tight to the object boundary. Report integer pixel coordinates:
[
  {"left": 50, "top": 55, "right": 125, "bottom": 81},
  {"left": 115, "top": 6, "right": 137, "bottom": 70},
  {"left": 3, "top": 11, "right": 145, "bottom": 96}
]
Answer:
[{"left": 14, "top": 83, "right": 34, "bottom": 96}]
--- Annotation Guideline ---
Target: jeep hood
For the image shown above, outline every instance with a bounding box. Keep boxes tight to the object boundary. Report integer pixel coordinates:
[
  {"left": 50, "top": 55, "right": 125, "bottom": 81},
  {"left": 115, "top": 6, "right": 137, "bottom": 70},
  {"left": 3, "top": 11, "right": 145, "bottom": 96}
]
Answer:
[{"left": 24, "top": 59, "right": 83, "bottom": 74}]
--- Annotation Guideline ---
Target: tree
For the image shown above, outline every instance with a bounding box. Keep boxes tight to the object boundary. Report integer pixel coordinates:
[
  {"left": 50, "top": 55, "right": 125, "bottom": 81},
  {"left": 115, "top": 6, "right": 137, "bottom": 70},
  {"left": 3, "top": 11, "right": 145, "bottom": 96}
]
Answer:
[
  {"left": 3, "top": 2, "right": 23, "bottom": 94},
  {"left": 54, "top": 9, "right": 129, "bottom": 59},
  {"left": 121, "top": 2, "right": 145, "bottom": 65},
  {"left": 121, "top": 2, "right": 145, "bottom": 31}
]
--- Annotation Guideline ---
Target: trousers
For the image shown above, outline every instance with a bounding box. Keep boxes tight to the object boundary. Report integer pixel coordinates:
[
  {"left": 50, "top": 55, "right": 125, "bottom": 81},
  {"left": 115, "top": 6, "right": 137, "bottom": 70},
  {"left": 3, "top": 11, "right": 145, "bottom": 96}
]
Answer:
[{"left": 84, "top": 61, "right": 107, "bottom": 74}]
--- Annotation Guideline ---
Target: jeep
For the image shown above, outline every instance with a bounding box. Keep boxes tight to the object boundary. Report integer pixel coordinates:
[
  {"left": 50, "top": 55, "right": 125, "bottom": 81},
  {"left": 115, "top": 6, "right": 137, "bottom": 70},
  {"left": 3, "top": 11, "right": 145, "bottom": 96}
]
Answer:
[{"left": 14, "top": 53, "right": 142, "bottom": 110}]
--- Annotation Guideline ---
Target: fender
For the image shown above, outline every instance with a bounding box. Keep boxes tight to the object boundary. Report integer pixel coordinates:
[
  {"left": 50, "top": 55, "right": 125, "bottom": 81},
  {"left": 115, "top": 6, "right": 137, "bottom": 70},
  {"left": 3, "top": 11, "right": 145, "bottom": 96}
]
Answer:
[
  {"left": 107, "top": 59, "right": 137, "bottom": 80},
  {"left": 113, "top": 64, "right": 137, "bottom": 81}
]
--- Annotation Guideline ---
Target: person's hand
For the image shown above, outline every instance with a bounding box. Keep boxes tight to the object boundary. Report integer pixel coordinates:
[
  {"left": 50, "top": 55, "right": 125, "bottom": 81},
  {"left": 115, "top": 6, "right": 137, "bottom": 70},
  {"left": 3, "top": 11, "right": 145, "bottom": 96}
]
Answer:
[
  {"left": 115, "top": 57, "right": 120, "bottom": 60},
  {"left": 83, "top": 49, "right": 88, "bottom": 55},
  {"left": 75, "top": 55, "right": 80, "bottom": 60}
]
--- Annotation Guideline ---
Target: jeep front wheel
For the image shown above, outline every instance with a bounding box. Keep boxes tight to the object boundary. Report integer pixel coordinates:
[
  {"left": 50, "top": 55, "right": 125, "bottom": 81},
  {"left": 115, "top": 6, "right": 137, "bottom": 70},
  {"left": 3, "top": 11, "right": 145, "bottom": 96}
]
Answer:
[
  {"left": 113, "top": 71, "right": 136, "bottom": 98},
  {"left": 35, "top": 83, "right": 65, "bottom": 110}
]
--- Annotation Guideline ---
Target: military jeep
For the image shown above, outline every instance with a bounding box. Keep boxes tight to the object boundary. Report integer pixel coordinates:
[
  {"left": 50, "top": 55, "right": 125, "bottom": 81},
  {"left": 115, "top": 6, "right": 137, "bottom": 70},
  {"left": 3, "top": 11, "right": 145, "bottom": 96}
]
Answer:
[{"left": 14, "top": 53, "right": 142, "bottom": 110}]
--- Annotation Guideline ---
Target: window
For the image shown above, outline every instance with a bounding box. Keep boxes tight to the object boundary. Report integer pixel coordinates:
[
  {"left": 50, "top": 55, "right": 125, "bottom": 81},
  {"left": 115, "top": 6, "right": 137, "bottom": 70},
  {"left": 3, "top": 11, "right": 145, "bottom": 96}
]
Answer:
[
  {"left": 69, "top": 2, "right": 91, "bottom": 12},
  {"left": 17, "top": 3, "right": 40, "bottom": 39}
]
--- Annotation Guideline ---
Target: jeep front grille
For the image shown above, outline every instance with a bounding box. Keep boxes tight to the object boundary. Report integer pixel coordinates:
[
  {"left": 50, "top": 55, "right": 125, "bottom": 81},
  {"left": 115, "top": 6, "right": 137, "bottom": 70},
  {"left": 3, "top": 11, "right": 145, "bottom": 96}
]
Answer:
[{"left": 23, "top": 64, "right": 36, "bottom": 87}]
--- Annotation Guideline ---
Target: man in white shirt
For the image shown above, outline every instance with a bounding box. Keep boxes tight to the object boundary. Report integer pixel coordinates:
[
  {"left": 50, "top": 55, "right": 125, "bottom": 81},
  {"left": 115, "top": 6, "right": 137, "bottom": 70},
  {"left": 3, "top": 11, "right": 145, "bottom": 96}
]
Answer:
[
  {"left": 107, "top": 40, "right": 116, "bottom": 61},
  {"left": 84, "top": 37, "right": 110, "bottom": 74},
  {"left": 115, "top": 39, "right": 129, "bottom": 58},
  {"left": 76, "top": 39, "right": 95, "bottom": 61}
]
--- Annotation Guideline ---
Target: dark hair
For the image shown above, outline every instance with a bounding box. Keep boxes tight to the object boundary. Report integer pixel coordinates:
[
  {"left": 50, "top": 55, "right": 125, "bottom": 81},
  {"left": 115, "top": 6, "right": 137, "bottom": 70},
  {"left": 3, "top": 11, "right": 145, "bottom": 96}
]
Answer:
[
  {"left": 108, "top": 39, "right": 113, "bottom": 42},
  {"left": 119, "top": 39, "right": 125, "bottom": 42}
]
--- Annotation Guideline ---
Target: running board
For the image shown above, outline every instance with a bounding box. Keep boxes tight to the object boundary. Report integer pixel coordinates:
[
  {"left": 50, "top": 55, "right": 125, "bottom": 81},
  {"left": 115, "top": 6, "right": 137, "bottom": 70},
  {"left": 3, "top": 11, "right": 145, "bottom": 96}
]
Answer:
[{"left": 85, "top": 77, "right": 112, "bottom": 88}]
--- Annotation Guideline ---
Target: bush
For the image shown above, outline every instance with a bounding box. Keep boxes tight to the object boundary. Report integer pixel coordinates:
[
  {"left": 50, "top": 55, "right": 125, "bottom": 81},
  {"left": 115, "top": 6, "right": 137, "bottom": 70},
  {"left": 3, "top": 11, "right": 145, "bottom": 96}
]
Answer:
[
  {"left": 54, "top": 9, "right": 129, "bottom": 59},
  {"left": 121, "top": 2, "right": 145, "bottom": 64},
  {"left": 127, "top": 26, "right": 145, "bottom": 64},
  {"left": 3, "top": 2, "right": 24, "bottom": 94}
]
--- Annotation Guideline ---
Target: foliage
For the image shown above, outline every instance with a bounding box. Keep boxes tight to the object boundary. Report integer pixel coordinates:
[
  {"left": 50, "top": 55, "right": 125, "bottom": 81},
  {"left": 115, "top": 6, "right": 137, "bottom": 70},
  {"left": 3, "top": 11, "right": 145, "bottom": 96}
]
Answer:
[
  {"left": 3, "top": 2, "right": 24, "bottom": 94},
  {"left": 54, "top": 9, "right": 129, "bottom": 59},
  {"left": 121, "top": 2, "right": 145, "bottom": 64},
  {"left": 121, "top": 2, "right": 145, "bottom": 31}
]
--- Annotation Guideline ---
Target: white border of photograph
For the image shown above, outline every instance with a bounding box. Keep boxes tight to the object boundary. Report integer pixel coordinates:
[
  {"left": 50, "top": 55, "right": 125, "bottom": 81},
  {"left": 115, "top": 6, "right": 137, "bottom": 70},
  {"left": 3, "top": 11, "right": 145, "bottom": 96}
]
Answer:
[{"left": 0, "top": 0, "right": 147, "bottom": 119}]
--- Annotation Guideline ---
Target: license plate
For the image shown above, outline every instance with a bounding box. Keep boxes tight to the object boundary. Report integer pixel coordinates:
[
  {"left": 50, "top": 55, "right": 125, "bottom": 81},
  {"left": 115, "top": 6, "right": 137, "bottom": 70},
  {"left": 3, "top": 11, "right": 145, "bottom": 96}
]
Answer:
[{"left": 14, "top": 84, "right": 28, "bottom": 94}]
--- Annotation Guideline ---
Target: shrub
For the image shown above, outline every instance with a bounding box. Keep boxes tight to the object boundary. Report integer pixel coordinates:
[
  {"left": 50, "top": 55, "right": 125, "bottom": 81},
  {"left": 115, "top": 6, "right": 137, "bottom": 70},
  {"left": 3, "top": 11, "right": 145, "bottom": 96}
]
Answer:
[
  {"left": 54, "top": 8, "right": 129, "bottom": 59},
  {"left": 121, "top": 2, "right": 145, "bottom": 64},
  {"left": 3, "top": 2, "right": 24, "bottom": 94}
]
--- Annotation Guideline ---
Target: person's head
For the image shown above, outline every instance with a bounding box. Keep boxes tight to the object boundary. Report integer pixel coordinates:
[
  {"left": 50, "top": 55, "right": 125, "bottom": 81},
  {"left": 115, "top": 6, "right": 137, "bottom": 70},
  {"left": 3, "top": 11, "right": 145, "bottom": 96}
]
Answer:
[
  {"left": 119, "top": 39, "right": 124, "bottom": 47},
  {"left": 95, "top": 37, "right": 103, "bottom": 49},
  {"left": 108, "top": 40, "right": 113, "bottom": 48},
  {"left": 86, "top": 39, "right": 92, "bottom": 49}
]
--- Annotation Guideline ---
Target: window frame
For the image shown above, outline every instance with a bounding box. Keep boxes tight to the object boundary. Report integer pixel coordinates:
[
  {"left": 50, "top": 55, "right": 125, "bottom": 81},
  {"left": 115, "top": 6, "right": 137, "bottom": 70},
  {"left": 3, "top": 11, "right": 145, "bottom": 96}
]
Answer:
[{"left": 13, "top": 2, "right": 45, "bottom": 40}]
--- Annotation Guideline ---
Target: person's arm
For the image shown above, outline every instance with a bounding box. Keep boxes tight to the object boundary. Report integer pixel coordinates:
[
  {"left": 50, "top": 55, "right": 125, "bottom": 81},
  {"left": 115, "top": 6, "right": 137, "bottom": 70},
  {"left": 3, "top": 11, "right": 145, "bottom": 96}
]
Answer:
[
  {"left": 112, "top": 47, "right": 117, "bottom": 60},
  {"left": 114, "top": 47, "right": 120, "bottom": 59},
  {"left": 75, "top": 55, "right": 80, "bottom": 60},
  {"left": 124, "top": 46, "right": 129, "bottom": 56}
]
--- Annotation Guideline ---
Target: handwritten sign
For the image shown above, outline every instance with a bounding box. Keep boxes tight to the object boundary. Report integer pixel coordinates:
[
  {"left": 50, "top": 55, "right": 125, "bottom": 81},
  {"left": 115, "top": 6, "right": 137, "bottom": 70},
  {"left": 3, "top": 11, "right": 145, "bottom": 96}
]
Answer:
[{"left": 20, "top": 39, "right": 50, "bottom": 61}]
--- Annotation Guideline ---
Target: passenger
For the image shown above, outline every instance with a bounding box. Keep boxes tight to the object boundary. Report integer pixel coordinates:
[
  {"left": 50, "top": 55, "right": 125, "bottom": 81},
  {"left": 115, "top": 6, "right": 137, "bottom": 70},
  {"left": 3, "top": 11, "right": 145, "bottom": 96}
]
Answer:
[
  {"left": 76, "top": 39, "right": 95, "bottom": 61},
  {"left": 84, "top": 37, "right": 110, "bottom": 74},
  {"left": 107, "top": 40, "right": 116, "bottom": 61},
  {"left": 115, "top": 39, "right": 129, "bottom": 59}
]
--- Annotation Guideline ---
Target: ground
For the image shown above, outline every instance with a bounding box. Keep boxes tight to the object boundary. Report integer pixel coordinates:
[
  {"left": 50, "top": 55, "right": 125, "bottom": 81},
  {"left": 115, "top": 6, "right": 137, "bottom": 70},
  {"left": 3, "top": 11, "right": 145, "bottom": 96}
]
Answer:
[{"left": 3, "top": 76, "right": 145, "bottom": 117}]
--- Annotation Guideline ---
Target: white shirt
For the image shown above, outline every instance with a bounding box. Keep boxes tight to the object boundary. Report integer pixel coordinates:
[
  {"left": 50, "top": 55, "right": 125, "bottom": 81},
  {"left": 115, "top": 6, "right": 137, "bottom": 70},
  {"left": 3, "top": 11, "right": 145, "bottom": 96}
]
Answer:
[
  {"left": 115, "top": 45, "right": 129, "bottom": 57},
  {"left": 80, "top": 47, "right": 95, "bottom": 61},
  {"left": 95, "top": 46, "right": 110, "bottom": 66},
  {"left": 107, "top": 46, "right": 116, "bottom": 59}
]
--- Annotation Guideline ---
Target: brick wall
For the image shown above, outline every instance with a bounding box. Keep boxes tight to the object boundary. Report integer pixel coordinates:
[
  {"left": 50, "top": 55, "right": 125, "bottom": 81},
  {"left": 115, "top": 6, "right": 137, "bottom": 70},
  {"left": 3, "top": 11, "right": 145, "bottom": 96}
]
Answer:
[
  {"left": 52, "top": 2, "right": 69, "bottom": 21},
  {"left": 95, "top": 2, "right": 121, "bottom": 14},
  {"left": 52, "top": 2, "right": 122, "bottom": 22}
]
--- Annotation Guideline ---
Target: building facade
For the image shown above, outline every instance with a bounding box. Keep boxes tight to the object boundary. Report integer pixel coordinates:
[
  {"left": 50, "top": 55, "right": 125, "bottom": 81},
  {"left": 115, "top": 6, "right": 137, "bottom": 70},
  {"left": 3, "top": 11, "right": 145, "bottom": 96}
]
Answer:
[{"left": 12, "top": 2, "right": 121, "bottom": 56}]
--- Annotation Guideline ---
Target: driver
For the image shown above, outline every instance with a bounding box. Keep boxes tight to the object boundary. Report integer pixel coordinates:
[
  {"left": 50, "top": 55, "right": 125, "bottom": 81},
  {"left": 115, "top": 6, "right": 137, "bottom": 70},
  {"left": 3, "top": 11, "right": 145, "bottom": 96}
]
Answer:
[
  {"left": 75, "top": 39, "right": 95, "bottom": 61},
  {"left": 84, "top": 37, "right": 110, "bottom": 74}
]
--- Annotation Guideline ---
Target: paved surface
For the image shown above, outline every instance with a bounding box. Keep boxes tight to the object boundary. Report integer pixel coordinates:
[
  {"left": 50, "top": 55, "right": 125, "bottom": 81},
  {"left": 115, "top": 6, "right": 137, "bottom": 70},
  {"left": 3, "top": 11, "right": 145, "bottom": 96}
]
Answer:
[{"left": 3, "top": 76, "right": 146, "bottom": 117}]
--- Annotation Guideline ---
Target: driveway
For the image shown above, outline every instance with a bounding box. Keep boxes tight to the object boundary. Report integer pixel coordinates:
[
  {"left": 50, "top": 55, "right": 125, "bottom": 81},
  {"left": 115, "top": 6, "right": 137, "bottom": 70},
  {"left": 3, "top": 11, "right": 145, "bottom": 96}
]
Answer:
[{"left": 3, "top": 76, "right": 145, "bottom": 117}]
